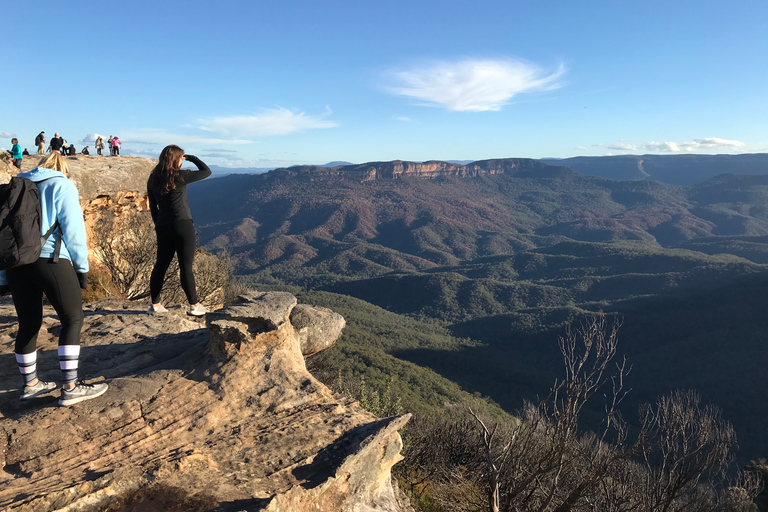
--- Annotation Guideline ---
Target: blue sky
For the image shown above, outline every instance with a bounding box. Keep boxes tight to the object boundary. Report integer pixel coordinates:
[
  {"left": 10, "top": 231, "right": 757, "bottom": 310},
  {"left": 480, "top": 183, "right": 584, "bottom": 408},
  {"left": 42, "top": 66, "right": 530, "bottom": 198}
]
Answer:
[{"left": 3, "top": 0, "right": 766, "bottom": 168}]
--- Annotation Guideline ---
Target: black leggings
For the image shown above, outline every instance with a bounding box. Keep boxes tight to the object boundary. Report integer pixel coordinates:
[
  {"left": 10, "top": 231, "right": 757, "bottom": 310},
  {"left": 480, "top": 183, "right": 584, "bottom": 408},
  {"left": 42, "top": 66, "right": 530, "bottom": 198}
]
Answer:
[
  {"left": 150, "top": 219, "right": 198, "bottom": 304},
  {"left": 7, "top": 258, "right": 84, "bottom": 354}
]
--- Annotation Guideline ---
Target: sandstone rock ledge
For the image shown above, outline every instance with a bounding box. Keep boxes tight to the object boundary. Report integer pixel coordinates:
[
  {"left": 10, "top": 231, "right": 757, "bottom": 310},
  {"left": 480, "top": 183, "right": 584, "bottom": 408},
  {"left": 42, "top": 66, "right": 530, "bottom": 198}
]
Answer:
[{"left": 0, "top": 292, "right": 412, "bottom": 512}]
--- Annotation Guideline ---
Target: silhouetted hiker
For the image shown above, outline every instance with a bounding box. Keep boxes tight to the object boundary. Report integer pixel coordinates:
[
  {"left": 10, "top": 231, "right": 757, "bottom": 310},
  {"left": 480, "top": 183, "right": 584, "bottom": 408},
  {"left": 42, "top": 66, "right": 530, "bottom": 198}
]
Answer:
[
  {"left": 9, "top": 138, "right": 22, "bottom": 169},
  {"left": 49, "top": 133, "right": 63, "bottom": 153},
  {"left": 35, "top": 132, "right": 45, "bottom": 154},
  {"left": 147, "top": 145, "right": 211, "bottom": 316},
  {"left": 0, "top": 152, "right": 108, "bottom": 405},
  {"left": 22, "top": 148, "right": 30, "bottom": 156},
  {"left": 67, "top": 144, "right": 76, "bottom": 156}
]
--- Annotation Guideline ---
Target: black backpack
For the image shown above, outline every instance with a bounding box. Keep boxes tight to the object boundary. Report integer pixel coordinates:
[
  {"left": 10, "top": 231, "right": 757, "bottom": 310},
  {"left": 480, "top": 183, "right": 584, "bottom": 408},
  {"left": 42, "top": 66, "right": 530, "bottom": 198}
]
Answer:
[
  {"left": 0, "top": 177, "right": 60, "bottom": 270},
  {"left": 34, "top": 134, "right": 42, "bottom": 145}
]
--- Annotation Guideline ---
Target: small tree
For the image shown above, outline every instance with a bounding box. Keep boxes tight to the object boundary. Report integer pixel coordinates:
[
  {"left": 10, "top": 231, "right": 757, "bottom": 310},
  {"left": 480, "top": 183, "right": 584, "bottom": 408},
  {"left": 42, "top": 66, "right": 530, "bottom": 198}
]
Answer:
[
  {"left": 398, "top": 314, "right": 762, "bottom": 512},
  {"left": 92, "top": 210, "right": 240, "bottom": 306}
]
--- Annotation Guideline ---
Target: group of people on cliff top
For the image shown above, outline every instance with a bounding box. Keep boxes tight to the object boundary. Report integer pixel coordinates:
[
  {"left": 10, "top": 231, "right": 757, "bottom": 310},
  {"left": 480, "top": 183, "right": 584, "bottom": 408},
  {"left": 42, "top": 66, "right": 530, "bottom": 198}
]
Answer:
[
  {"left": 16, "top": 132, "right": 123, "bottom": 159},
  {"left": 0, "top": 144, "right": 211, "bottom": 407}
]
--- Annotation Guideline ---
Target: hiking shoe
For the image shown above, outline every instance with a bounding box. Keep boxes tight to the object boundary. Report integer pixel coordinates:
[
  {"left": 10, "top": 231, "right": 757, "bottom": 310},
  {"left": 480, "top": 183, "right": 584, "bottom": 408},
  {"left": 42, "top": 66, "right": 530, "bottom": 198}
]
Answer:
[
  {"left": 147, "top": 304, "right": 168, "bottom": 314},
  {"left": 59, "top": 381, "right": 109, "bottom": 406},
  {"left": 188, "top": 304, "right": 208, "bottom": 317},
  {"left": 21, "top": 379, "right": 58, "bottom": 400}
]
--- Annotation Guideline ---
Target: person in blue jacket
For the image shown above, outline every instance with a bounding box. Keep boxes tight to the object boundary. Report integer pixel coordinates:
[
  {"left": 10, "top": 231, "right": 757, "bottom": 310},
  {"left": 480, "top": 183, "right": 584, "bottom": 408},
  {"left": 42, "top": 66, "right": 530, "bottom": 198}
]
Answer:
[
  {"left": 0, "top": 152, "right": 108, "bottom": 405},
  {"left": 9, "top": 138, "right": 22, "bottom": 169}
]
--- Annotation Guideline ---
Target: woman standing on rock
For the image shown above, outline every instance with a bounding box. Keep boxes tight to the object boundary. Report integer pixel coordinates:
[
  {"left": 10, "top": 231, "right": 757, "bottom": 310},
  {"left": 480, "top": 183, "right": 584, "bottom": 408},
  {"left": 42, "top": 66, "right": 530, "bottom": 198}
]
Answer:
[
  {"left": 0, "top": 152, "right": 108, "bottom": 405},
  {"left": 95, "top": 135, "right": 105, "bottom": 156},
  {"left": 147, "top": 144, "right": 211, "bottom": 316},
  {"left": 9, "top": 138, "right": 22, "bottom": 169}
]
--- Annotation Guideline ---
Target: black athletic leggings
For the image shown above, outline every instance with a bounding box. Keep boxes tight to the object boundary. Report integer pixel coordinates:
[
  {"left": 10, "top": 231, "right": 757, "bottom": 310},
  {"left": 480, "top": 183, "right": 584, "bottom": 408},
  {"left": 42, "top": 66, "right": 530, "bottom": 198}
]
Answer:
[
  {"left": 6, "top": 258, "right": 84, "bottom": 354},
  {"left": 150, "top": 219, "right": 198, "bottom": 304}
]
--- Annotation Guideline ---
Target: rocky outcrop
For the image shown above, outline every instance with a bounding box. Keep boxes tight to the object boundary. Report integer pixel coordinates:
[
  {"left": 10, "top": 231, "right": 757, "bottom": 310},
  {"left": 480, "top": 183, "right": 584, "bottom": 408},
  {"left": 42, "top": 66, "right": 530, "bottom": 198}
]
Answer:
[
  {"left": 290, "top": 304, "right": 346, "bottom": 357},
  {"left": 0, "top": 291, "right": 411, "bottom": 512}
]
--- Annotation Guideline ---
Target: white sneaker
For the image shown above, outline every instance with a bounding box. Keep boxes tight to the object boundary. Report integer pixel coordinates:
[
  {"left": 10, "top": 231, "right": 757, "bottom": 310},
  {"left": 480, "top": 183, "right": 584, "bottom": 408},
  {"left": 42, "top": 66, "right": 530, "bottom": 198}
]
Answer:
[
  {"left": 21, "top": 379, "right": 58, "bottom": 400},
  {"left": 59, "top": 381, "right": 108, "bottom": 406},
  {"left": 147, "top": 304, "right": 168, "bottom": 314},
  {"left": 188, "top": 303, "right": 208, "bottom": 317}
]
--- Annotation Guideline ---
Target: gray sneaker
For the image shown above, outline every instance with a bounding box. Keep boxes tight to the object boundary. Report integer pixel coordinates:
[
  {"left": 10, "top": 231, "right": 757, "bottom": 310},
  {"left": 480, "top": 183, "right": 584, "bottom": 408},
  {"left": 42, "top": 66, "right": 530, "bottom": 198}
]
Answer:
[
  {"left": 147, "top": 304, "right": 168, "bottom": 314},
  {"left": 21, "top": 379, "right": 58, "bottom": 400},
  {"left": 59, "top": 381, "right": 109, "bottom": 406},
  {"left": 188, "top": 303, "right": 208, "bottom": 317}
]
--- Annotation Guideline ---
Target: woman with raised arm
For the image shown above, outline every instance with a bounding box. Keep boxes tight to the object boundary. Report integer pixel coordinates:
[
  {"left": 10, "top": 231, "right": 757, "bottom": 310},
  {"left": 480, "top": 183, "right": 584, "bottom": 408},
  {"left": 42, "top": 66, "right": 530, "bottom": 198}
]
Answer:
[{"left": 146, "top": 145, "right": 211, "bottom": 316}]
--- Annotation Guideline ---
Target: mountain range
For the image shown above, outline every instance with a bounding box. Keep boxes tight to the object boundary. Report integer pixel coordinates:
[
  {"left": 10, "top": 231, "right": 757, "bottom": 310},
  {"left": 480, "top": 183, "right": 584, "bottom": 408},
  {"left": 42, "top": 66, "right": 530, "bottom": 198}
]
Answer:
[{"left": 189, "top": 155, "right": 768, "bottom": 461}]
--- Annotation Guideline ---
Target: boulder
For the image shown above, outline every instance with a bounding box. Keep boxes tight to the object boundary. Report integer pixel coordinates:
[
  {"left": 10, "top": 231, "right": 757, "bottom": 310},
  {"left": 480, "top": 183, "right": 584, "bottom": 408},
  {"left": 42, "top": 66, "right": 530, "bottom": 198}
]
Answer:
[{"left": 290, "top": 303, "right": 346, "bottom": 357}]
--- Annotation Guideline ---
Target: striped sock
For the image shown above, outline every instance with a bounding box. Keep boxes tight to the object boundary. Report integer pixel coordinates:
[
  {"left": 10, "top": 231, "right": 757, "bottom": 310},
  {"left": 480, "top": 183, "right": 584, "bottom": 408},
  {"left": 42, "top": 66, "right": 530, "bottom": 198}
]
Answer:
[
  {"left": 58, "top": 345, "right": 80, "bottom": 384},
  {"left": 16, "top": 352, "right": 38, "bottom": 385}
]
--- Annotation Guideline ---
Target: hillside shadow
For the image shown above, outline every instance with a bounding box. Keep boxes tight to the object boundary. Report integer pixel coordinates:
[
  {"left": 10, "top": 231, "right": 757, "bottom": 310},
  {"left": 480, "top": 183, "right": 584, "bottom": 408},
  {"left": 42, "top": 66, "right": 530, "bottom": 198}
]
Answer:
[{"left": 390, "top": 276, "right": 768, "bottom": 461}]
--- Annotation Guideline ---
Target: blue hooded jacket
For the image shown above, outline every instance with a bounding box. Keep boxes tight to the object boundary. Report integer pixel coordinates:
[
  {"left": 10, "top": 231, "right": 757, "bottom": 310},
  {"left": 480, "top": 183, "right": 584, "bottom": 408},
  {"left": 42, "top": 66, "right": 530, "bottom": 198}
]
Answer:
[{"left": 0, "top": 167, "right": 89, "bottom": 285}]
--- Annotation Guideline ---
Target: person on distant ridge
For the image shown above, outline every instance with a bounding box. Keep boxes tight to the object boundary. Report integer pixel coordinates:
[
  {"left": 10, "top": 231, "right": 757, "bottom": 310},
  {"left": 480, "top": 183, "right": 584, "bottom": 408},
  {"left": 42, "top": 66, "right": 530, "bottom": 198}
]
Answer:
[
  {"left": 0, "top": 152, "right": 108, "bottom": 406},
  {"left": 95, "top": 136, "right": 105, "bottom": 156},
  {"left": 146, "top": 145, "right": 211, "bottom": 317},
  {"left": 22, "top": 148, "right": 30, "bottom": 156},
  {"left": 112, "top": 136, "right": 120, "bottom": 156},
  {"left": 107, "top": 135, "right": 114, "bottom": 156},
  {"left": 35, "top": 132, "right": 46, "bottom": 155},
  {"left": 49, "top": 133, "right": 63, "bottom": 153},
  {"left": 9, "top": 138, "right": 22, "bottom": 169},
  {"left": 81, "top": 146, "right": 90, "bottom": 155}
]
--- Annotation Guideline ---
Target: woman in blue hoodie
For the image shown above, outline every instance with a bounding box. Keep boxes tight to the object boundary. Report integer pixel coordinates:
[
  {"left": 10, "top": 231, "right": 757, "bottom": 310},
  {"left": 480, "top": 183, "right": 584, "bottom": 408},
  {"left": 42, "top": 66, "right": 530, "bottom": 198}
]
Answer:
[{"left": 0, "top": 152, "right": 108, "bottom": 406}]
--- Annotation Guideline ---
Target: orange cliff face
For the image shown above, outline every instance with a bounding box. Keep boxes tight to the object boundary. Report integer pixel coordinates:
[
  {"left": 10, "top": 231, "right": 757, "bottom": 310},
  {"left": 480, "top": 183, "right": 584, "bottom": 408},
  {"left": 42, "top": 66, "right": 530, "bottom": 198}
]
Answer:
[
  {"left": 0, "top": 154, "right": 158, "bottom": 269},
  {"left": 274, "top": 157, "right": 551, "bottom": 181}
]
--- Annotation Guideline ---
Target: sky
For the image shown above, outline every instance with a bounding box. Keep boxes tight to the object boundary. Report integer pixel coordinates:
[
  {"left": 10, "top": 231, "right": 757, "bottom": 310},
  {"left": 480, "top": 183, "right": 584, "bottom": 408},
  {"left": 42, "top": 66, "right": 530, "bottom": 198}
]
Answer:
[{"left": 2, "top": 0, "right": 766, "bottom": 169}]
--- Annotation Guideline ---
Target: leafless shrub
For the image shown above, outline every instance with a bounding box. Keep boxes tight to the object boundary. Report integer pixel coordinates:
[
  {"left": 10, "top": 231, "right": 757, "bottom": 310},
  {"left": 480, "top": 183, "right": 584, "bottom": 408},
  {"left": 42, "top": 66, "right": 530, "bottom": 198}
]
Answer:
[
  {"left": 399, "top": 314, "right": 762, "bottom": 512},
  {"left": 92, "top": 210, "right": 240, "bottom": 306},
  {"left": 93, "top": 211, "right": 159, "bottom": 299}
]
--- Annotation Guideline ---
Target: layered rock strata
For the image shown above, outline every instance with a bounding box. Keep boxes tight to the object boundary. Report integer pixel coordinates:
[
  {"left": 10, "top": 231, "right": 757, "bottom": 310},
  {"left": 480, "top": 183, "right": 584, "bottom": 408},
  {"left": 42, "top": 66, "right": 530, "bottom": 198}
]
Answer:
[{"left": 0, "top": 291, "right": 411, "bottom": 512}]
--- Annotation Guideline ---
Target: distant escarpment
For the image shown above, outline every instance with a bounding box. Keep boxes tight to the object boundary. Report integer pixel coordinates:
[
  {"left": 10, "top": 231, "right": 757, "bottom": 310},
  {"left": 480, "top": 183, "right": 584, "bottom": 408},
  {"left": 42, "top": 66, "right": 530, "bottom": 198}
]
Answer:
[
  {"left": 0, "top": 291, "right": 411, "bottom": 512},
  {"left": 278, "top": 158, "right": 560, "bottom": 181},
  {"left": 541, "top": 153, "right": 768, "bottom": 185}
]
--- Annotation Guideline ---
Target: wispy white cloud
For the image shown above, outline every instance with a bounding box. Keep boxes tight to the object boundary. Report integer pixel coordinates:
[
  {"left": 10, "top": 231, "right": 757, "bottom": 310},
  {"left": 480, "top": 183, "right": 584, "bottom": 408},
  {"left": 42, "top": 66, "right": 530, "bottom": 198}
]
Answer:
[
  {"left": 383, "top": 58, "right": 566, "bottom": 112},
  {"left": 115, "top": 130, "right": 252, "bottom": 147},
  {"left": 599, "top": 137, "right": 747, "bottom": 154},
  {"left": 678, "top": 137, "right": 746, "bottom": 151},
  {"left": 393, "top": 116, "right": 412, "bottom": 122},
  {"left": 599, "top": 141, "right": 639, "bottom": 151},
  {"left": 198, "top": 107, "right": 337, "bottom": 137},
  {"left": 641, "top": 141, "right": 680, "bottom": 152},
  {"left": 0, "top": 131, "right": 16, "bottom": 138}
]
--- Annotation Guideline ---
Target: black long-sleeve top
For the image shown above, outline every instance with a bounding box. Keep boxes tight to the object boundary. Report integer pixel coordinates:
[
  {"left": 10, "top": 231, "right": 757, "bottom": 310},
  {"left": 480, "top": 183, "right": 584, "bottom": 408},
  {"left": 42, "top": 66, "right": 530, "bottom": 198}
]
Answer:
[{"left": 147, "top": 155, "right": 211, "bottom": 227}]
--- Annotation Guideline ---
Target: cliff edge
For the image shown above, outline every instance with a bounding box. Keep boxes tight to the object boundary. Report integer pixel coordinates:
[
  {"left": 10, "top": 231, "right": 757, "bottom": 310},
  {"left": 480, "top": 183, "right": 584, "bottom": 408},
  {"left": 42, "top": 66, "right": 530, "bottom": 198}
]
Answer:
[{"left": 0, "top": 291, "right": 412, "bottom": 512}]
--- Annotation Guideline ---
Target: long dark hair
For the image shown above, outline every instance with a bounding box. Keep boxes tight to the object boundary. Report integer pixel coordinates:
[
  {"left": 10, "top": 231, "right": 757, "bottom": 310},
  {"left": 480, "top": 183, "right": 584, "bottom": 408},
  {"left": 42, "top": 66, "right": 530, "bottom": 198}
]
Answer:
[{"left": 150, "top": 145, "right": 185, "bottom": 194}]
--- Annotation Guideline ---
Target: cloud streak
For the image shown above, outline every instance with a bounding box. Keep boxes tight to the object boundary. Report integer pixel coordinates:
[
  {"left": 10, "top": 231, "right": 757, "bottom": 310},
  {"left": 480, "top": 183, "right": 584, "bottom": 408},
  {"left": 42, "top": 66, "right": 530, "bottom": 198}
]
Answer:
[
  {"left": 198, "top": 107, "right": 337, "bottom": 137},
  {"left": 383, "top": 58, "right": 566, "bottom": 112},
  {"left": 599, "top": 137, "right": 746, "bottom": 153}
]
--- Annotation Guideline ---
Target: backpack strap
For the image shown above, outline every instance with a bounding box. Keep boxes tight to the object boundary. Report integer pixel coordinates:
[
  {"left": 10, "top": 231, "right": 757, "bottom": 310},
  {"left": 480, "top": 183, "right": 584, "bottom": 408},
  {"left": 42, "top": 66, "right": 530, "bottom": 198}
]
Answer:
[{"left": 41, "top": 220, "right": 61, "bottom": 263}]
